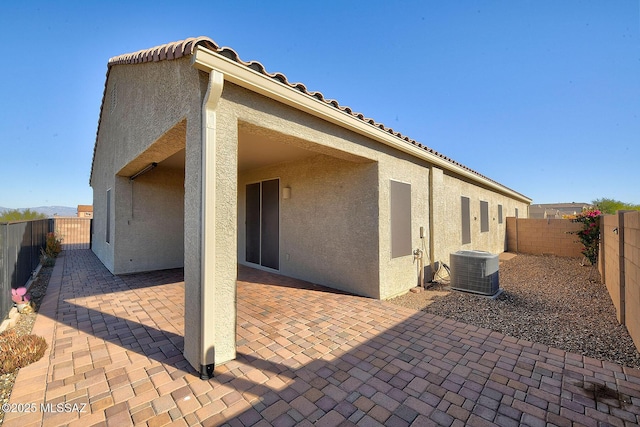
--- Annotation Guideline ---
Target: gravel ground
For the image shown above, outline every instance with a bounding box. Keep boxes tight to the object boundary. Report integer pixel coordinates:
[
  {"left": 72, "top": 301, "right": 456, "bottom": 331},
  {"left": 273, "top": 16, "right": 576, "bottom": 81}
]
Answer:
[
  {"left": 0, "top": 265, "right": 51, "bottom": 426},
  {"left": 388, "top": 254, "right": 640, "bottom": 369}
]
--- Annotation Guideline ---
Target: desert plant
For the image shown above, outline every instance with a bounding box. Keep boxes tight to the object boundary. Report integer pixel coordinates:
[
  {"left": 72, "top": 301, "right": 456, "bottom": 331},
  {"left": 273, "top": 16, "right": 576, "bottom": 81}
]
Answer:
[
  {"left": 40, "top": 232, "right": 62, "bottom": 267},
  {"left": 0, "top": 329, "right": 48, "bottom": 375},
  {"left": 40, "top": 248, "right": 55, "bottom": 267},
  {"left": 571, "top": 209, "right": 601, "bottom": 265},
  {"left": 11, "top": 287, "right": 33, "bottom": 313},
  {"left": 11, "top": 287, "right": 30, "bottom": 304},
  {"left": 44, "top": 232, "right": 62, "bottom": 258}
]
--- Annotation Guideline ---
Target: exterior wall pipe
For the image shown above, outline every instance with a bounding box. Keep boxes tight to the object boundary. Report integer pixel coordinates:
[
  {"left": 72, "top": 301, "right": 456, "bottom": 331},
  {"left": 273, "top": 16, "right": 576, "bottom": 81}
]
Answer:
[
  {"left": 200, "top": 69, "right": 224, "bottom": 379},
  {"left": 428, "top": 166, "right": 435, "bottom": 279}
]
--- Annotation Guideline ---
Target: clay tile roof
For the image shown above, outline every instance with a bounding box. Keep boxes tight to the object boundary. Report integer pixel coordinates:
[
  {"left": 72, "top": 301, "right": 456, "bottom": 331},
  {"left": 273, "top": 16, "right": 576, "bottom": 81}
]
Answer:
[
  {"left": 107, "top": 37, "right": 219, "bottom": 66},
  {"left": 91, "top": 36, "right": 528, "bottom": 199}
]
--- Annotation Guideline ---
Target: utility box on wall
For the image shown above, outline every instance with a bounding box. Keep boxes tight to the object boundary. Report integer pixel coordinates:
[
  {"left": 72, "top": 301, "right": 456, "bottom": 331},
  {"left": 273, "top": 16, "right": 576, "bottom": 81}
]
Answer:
[{"left": 450, "top": 250, "right": 500, "bottom": 296}]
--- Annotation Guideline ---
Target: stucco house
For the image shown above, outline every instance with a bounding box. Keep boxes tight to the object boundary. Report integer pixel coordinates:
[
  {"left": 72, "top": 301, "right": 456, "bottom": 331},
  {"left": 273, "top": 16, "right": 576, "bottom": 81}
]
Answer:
[
  {"left": 89, "top": 36, "right": 531, "bottom": 377},
  {"left": 77, "top": 204, "right": 93, "bottom": 218},
  {"left": 529, "top": 202, "right": 592, "bottom": 219}
]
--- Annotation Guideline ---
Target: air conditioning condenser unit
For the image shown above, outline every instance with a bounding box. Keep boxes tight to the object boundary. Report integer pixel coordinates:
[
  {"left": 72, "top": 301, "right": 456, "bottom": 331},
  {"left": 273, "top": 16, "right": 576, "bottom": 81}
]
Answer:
[{"left": 449, "top": 250, "right": 500, "bottom": 296}]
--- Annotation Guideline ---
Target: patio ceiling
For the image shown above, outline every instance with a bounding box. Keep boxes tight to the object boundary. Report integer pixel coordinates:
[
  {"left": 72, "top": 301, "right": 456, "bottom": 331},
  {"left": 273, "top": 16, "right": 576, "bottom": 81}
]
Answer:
[
  {"left": 145, "top": 121, "right": 376, "bottom": 174},
  {"left": 238, "top": 121, "right": 374, "bottom": 173},
  {"left": 238, "top": 128, "right": 317, "bottom": 173}
]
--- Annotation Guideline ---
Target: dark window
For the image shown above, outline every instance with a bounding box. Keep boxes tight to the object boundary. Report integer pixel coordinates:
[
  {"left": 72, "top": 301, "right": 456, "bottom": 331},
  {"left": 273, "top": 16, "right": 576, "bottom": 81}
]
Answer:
[
  {"left": 515, "top": 208, "right": 519, "bottom": 218},
  {"left": 498, "top": 204, "right": 503, "bottom": 224},
  {"left": 390, "top": 180, "right": 412, "bottom": 258},
  {"left": 480, "top": 201, "right": 489, "bottom": 232},
  {"left": 461, "top": 196, "right": 471, "bottom": 244},
  {"left": 106, "top": 189, "right": 111, "bottom": 244}
]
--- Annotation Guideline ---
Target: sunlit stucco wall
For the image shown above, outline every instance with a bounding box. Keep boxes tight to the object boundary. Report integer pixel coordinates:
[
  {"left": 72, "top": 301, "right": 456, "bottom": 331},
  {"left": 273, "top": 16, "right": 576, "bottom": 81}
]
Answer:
[
  {"left": 225, "top": 83, "right": 434, "bottom": 299},
  {"left": 431, "top": 168, "right": 529, "bottom": 268},
  {"left": 91, "top": 58, "right": 199, "bottom": 274}
]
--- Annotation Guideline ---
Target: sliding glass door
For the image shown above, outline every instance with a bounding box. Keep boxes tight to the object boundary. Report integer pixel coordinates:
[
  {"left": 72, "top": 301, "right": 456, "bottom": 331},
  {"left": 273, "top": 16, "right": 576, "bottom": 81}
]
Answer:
[{"left": 245, "top": 179, "right": 279, "bottom": 270}]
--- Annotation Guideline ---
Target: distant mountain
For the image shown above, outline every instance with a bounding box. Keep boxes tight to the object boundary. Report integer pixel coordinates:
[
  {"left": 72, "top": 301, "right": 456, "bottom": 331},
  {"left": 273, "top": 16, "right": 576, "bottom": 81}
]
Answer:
[
  {"left": 33, "top": 206, "right": 78, "bottom": 217},
  {"left": 0, "top": 206, "right": 78, "bottom": 218}
]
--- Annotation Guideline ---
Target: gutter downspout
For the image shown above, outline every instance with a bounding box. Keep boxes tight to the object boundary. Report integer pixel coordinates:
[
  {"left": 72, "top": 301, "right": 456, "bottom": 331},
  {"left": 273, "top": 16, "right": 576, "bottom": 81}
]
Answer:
[
  {"left": 200, "top": 70, "right": 224, "bottom": 379},
  {"left": 428, "top": 167, "right": 435, "bottom": 280}
]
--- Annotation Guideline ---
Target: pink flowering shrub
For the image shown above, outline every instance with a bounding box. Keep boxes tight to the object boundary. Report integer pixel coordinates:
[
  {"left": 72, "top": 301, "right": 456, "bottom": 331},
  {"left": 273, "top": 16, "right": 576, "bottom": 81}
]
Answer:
[{"left": 571, "top": 209, "right": 601, "bottom": 265}]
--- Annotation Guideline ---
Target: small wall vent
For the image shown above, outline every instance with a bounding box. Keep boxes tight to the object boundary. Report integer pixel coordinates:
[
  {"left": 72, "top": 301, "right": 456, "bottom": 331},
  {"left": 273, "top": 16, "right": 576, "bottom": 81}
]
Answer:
[{"left": 449, "top": 250, "right": 500, "bottom": 296}]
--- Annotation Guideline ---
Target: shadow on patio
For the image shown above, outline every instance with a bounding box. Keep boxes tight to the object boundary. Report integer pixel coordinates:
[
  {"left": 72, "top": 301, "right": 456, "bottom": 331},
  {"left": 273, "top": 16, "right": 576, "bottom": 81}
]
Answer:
[{"left": 4, "top": 249, "right": 640, "bottom": 427}]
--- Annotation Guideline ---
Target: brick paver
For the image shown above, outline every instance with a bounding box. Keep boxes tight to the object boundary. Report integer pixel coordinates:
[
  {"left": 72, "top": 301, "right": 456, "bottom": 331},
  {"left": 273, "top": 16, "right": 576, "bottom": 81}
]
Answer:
[{"left": 3, "top": 250, "right": 640, "bottom": 426}]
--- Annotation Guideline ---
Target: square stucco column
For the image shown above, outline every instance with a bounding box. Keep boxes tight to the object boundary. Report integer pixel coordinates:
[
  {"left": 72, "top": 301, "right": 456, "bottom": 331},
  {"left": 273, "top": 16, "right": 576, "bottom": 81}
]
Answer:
[{"left": 184, "top": 71, "right": 237, "bottom": 378}]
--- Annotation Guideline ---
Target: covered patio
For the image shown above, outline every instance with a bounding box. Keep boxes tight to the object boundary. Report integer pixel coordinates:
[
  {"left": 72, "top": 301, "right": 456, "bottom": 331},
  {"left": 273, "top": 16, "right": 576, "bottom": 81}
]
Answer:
[{"left": 4, "top": 250, "right": 640, "bottom": 426}]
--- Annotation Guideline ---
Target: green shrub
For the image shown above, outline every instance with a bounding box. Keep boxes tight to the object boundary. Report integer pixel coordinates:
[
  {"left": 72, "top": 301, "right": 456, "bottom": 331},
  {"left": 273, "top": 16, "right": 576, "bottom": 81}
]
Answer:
[{"left": 0, "top": 209, "right": 46, "bottom": 222}]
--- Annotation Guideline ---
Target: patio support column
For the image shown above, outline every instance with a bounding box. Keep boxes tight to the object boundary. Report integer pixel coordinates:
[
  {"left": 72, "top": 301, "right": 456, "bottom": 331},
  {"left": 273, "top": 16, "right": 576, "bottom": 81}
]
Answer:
[{"left": 200, "top": 69, "right": 224, "bottom": 378}]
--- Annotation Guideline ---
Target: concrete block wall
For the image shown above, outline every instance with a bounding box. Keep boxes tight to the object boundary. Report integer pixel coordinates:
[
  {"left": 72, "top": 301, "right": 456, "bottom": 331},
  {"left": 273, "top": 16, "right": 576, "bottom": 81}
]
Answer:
[
  {"left": 600, "top": 211, "right": 640, "bottom": 352},
  {"left": 625, "top": 212, "right": 640, "bottom": 351},
  {"left": 601, "top": 214, "right": 623, "bottom": 323},
  {"left": 506, "top": 218, "right": 583, "bottom": 257},
  {"left": 506, "top": 213, "right": 640, "bottom": 353}
]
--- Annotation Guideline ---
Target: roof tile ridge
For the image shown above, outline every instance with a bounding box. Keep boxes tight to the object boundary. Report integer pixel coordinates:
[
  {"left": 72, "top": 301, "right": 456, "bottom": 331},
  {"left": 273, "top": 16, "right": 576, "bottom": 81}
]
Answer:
[
  {"left": 209, "top": 42, "right": 447, "bottom": 170},
  {"left": 94, "top": 36, "right": 529, "bottom": 199},
  {"left": 107, "top": 36, "right": 219, "bottom": 67},
  {"left": 92, "top": 36, "right": 218, "bottom": 185}
]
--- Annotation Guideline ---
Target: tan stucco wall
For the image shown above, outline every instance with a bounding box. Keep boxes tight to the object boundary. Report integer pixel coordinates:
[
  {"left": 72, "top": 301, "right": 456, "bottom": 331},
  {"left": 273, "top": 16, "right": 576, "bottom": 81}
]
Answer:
[
  {"left": 238, "top": 154, "right": 380, "bottom": 297},
  {"left": 91, "top": 58, "right": 200, "bottom": 274},
  {"left": 377, "top": 162, "right": 430, "bottom": 299},
  {"left": 223, "top": 82, "right": 439, "bottom": 299},
  {"left": 92, "top": 55, "right": 531, "bottom": 371},
  {"left": 113, "top": 164, "right": 185, "bottom": 274},
  {"left": 91, "top": 128, "right": 115, "bottom": 272},
  {"left": 431, "top": 170, "right": 529, "bottom": 267},
  {"left": 90, "top": 58, "right": 238, "bottom": 371},
  {"left": 223, "top": 81, "right": 529, "bottom": 299}
]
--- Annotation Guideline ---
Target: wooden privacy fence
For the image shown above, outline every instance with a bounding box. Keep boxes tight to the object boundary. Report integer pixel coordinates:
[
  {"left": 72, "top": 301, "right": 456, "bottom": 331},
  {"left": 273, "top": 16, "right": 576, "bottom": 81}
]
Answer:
[{"left": 599, "top": 211, "right": 640, "bottom": 352}]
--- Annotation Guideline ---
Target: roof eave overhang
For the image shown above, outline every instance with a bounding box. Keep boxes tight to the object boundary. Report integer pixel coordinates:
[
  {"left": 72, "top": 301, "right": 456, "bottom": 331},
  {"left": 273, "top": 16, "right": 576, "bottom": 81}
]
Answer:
[{"left": 192, "top": 45, "right": 531, "bottom": 204}]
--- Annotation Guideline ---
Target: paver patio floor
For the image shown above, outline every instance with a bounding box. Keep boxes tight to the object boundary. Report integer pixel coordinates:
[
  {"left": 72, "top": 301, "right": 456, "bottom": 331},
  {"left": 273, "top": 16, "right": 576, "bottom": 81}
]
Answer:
[{"left": 4, "top": 250, "right": 640, "bottom": 426}]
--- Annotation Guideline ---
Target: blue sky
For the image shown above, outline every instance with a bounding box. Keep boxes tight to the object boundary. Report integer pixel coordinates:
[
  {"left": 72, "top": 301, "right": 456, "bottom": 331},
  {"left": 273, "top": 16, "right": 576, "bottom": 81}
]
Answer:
[{"left": 1, "top": 1, "right": 638, "bottom": 209}]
